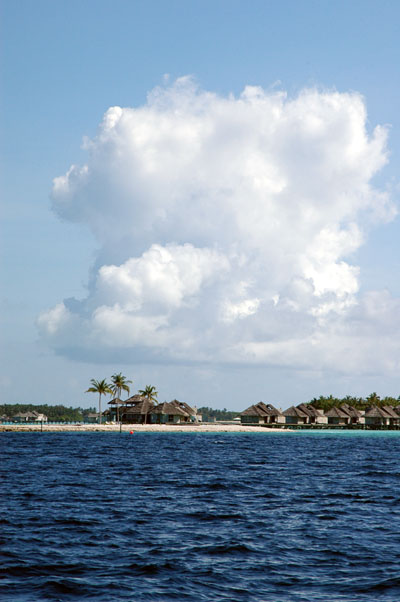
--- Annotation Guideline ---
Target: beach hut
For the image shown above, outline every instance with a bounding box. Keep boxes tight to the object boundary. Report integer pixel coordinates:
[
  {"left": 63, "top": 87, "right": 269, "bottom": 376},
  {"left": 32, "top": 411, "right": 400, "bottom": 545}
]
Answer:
[
  {"left": 364, "top": 405, "right": 392, "bottom": 427},
  {"left": 150, "top": 399, "right": 197, "bottom": 424},
  {"left": 240, "top": 402, "right": 284, "bottom": 425},
  {"left": 282, "top": 406, "right": 308, "bottom": 425},
  {"left": 324, "top": 407, "right": 350, "bottom": 425}
]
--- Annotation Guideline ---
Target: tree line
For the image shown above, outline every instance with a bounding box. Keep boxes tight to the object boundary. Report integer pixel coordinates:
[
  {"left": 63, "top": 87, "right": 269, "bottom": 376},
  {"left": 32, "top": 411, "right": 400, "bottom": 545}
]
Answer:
[
  {"left": 309, "top": 393, "right": 400, "bottom": 412},
  {"left": 197, "top": 407, "right": 239, "bottom": 421},
  {"left": 0, "top": 404, "right": 96, "bottom": 422}
]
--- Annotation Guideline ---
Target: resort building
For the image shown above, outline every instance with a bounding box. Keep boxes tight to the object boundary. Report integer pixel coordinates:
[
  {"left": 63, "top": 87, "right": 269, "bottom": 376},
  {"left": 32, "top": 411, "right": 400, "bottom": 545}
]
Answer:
[
  {"left": 296, "top": 404, "right": 327, "bottom": 425},
  {"left": 282, "top": 406, "right": 309, "bottom": 425},
  {"left": 121, "top": 396, "right": 156, "bottom": 424},
  {"left": 106, "top": 397, "right": 124, "bottom": 422},
  {"left": 12, "top": 411, "right": 48, "bottom": 423},
  {"left": 324, "top": 406, "right": 351, "bottom": 426},
  {"left": 340, "top": 404, "right": 364, "bottom": 425},
  {"left": 85, "top": 412, "right": 101, "bottom": 423},
  {"left": 365, "top": 405, "right": 400, "bottom": 427},
  {"left": 240, "top": 402, "right": 284, "bottom": 425},
  {"left": 105, "top": 395, "right": 198, "bottom": 425},
  {"left": 150, "top": 400, "right": 197, "bottom": 424},
  {"left": 382, "top": 406, "right": 400, "bottom": 426}
]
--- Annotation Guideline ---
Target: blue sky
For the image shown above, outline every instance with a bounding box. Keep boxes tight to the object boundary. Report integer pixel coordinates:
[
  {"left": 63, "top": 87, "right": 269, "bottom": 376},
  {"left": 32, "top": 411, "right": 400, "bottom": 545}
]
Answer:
[{"left": 1, "top": 0, "right": 400, "bottom": 410}]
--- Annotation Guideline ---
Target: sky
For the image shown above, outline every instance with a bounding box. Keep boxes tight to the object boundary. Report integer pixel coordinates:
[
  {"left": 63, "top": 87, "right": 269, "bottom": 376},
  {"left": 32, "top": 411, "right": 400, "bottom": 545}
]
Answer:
[{"left": 1, "top": 0, "right": 400, "bottom": 410}]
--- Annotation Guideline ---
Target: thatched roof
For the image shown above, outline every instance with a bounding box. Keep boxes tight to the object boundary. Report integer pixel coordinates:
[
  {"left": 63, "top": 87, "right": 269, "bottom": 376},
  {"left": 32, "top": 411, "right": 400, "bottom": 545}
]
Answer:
[
  {"left": 124, "top": 394, "right": 147, "bottom": 406},
  {"left": 365, "top": 405, "right": 392, "bottom": 418},
  {"left": 171, "top": 399, "right": 196, "bottom": 415},
  {"left": 241, "top": 402, "right": 282, "bottom": 417},
  {"left": 13, "top": 411, "right": 39, "bottom": 419},
  {"left": 283, "top": 406, "right": 308, "bottom": 418},
  {"left": 151, "top": 399, "right": 196, "bottom": 417},
  {"left": 382, "top": 405, "right": 400, "bottom": 418},
  {"left": 151, "top": 402, "right": 188, "bottom": 417},
  {"left": 108, "top": 397, "right": 123, "bottom": 405},
  {"left": 297, "top": 403, "right": 322, "bottom": 417},
  {"left": 340, "top": 404, "right": 362, "bottom": 418},
  {"left": 122, "top": 398, "right": 155, "bottom": 415},
  {"left": 324, "top": 407, "right": 349, "bottom": 418}
]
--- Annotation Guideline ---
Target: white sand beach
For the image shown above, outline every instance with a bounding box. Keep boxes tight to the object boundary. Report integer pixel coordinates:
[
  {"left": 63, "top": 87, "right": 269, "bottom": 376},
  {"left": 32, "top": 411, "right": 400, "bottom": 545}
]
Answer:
[{"left": 0, "top": 423, "right": 292, "bottom": 433}]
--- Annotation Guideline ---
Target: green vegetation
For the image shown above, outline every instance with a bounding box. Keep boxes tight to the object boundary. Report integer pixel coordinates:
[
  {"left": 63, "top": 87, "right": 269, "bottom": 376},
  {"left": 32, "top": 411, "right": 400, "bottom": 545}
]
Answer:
[
  {"left": 0, "top": 404, "right": 96, "bottom": 421},
  {"left": 309, "top": 392, "right": 400, "bottom": 412},
  {"left": 110, "top": 373, "right": 132, "bottom": 422},
  {"left": 138, "top": 385, "right": 158, "bottom": 403},
  {"left": 198, "top": 407, "right": 239, "bottom": 421},
  {"left": 85, "top": 378, "right": 113, "bottom": 424}
]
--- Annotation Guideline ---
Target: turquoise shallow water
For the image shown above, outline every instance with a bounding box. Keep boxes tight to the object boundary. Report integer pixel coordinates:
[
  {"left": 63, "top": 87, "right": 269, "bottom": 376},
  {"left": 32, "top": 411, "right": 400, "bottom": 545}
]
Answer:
[
  {"left": 2, "top": 431, "right": 400, "bottom": 601},
  {"left": 293, "top": 429, "right": 400, "bottom": 437}
]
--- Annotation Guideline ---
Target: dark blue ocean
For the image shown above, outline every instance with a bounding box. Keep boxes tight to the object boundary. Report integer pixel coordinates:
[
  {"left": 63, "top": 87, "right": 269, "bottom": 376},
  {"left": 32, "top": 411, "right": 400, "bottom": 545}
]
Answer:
[{"left": 2, "top": 431, "right": 400, "bottom": 601}]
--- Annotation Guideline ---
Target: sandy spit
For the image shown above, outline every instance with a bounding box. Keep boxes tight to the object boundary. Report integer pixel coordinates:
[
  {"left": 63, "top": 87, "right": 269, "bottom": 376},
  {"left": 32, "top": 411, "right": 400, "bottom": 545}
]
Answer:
[{"left": 0, "top": 423, "right": 292, "bottom": 433}]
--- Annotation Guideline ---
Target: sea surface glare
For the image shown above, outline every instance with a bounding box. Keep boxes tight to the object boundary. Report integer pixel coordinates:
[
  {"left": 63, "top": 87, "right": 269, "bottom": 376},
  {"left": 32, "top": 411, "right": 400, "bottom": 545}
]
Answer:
[{"left": 1, "top": 431, "right": 400, "bottom": 601}]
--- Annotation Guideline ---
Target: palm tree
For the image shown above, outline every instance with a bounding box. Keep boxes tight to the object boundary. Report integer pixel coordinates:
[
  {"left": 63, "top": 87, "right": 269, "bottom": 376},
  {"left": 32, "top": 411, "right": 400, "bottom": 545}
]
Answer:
[
  {"left": 111, "top": 373, "right": 132, "bottom": 423},
  {"left": 85, "top": 379, "right": 113, "bottom": 425},
  {"left": 138, "top": 385, "right": 158, "bottom": 404},
  {"left": 366, "top": 392, "right": 381, "bottom": 408},
  {"left": 138, "top": 385, "right": 158, "bottom": 424}
]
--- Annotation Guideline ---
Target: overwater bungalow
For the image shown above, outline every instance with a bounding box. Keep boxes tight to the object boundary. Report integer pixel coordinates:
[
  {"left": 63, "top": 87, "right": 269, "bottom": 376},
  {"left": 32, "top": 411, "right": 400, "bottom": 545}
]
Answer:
[
  {"left": 340, "top": 404, "right": 364, "bottom": 425},
  {"left": 324, "top": 406, "right": 350, "bottom": 425},
  {"left": 364, "top": 405, "right": 393, "bottom": 427},
  {"left": 282, "top": 406, "right": 308, "bottom": 425},
  {"left": 382, "top": 406, "right": 400, "bottom": 426},
  {"left": 364, "top": 405, "right": 400, "bottom": 427},
  {"left": 296, "top": 404, "right": 327, "bottom": 425},
  {"left": 240, "top": 402, "right": 284, "bottom": 425}
]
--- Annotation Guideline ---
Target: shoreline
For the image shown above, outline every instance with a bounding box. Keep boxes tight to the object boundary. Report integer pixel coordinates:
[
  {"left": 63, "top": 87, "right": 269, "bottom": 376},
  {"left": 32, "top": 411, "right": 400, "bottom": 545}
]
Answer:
[{"left": 0, "top": 423, "right": 292, "bottom": 433}]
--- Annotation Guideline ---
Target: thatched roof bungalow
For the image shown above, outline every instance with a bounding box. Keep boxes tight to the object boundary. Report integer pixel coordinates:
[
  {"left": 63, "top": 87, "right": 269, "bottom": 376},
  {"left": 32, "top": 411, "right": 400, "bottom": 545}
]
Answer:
[
  {"left": 364, "top": 405, "right": 393, "bottom": 427},
  {"left": 151, "top": 399, "right": 197, "bottom": 424},
  {"left": 107, "top": 397, "right": 124, "bottom": 421},
  {"left": 340, "top": 403, "right": 364, "bottom": 425},
  {"left": 324, "top": 406, "right": 350, "bottom": 425},
  {"left": 365, "top": 405, "right": 399, "bottom": 427},
  {"left": 12, "top": 411, "right": 47, "bottom": 423},
  {"left": 382, "top": 406, "right": 400, "bottom": 426},
  {"left": 121, "top": 397, "right": 155, "bottom": 424},
  {"left": 297, "top": 404, "right": 327, "bottom": 424},
  {"left": 282, "top": 406, "right": 308, "bottom": 425},
  {"left": 124, "top": 394, "right": 148, "bottom": 407},
  {"left": 240, "top": 402, "right": 284, "bottom": 425}
]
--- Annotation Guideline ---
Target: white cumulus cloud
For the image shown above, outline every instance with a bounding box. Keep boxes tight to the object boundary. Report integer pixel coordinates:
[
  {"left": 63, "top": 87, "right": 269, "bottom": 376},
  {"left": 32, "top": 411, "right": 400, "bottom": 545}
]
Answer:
[{"left": 38, "top": 77, "right": 399, "bottom": 374}]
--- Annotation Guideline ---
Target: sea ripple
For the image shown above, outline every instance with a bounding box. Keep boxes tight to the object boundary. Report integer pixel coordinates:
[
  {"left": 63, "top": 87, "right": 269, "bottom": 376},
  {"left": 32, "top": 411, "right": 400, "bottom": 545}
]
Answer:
[{"left": 1, "top": 431, "right": 400, "bottom": 601}]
